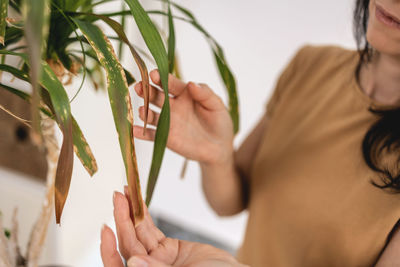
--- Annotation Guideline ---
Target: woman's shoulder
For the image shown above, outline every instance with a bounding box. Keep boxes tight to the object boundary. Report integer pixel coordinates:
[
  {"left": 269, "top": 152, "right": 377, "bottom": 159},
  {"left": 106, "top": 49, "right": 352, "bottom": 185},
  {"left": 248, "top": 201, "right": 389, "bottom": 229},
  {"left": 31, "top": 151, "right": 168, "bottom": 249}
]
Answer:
[{"left": 292, "top": 44, "right": 358, "bottom": 72}]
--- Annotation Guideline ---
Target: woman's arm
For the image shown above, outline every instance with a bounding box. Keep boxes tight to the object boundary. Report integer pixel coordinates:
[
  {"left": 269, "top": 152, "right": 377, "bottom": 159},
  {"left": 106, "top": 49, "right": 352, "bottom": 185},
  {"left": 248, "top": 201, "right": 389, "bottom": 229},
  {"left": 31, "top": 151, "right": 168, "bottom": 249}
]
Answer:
[{"left": 200, "top": 115, "right": 269, "bottom": 216}]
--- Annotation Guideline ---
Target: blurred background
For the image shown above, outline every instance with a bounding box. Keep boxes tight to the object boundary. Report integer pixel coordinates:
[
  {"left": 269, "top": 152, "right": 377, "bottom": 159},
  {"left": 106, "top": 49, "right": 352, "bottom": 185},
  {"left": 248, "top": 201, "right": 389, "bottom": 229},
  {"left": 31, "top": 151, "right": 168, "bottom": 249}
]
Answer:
[{"left": 0, "top": 0, "right": 356, "bottom": 265}]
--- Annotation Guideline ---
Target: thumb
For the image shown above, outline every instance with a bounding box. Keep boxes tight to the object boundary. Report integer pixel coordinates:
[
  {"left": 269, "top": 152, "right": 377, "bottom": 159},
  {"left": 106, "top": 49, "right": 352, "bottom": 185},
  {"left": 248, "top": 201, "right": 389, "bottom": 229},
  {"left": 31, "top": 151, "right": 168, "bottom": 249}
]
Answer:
[
  {"left": 127, "top": 255, "right": 171, "bottom": 267},
  {"left": 187, "top": 82, "right": 225, "bottom": 111}
]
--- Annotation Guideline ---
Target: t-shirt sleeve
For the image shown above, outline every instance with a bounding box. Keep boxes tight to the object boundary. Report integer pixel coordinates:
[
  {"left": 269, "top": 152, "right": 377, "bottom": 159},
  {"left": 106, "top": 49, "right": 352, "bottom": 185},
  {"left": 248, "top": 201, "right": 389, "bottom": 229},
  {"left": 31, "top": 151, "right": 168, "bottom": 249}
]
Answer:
[{"left": 265, "top": 45, "right": 311, "bottom": 118}]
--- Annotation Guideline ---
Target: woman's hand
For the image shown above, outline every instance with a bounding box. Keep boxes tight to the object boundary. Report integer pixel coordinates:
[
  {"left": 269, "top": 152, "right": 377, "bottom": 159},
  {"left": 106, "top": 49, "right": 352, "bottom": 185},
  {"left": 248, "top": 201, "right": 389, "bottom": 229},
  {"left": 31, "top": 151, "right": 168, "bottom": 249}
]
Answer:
[
  {"left": 133, "top": 70, "right": 234, "bottom": 165},
  {"left": 100, "top": 189, "right": 246, "bottom": 267}
]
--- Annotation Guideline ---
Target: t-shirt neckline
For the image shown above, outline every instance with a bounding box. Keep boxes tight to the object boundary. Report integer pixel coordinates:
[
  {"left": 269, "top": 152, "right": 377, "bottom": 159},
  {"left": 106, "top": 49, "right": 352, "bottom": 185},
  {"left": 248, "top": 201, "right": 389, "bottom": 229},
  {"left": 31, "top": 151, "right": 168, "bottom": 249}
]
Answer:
[{"left": 350, "top": 53, "right": 400, "bottom": 111}]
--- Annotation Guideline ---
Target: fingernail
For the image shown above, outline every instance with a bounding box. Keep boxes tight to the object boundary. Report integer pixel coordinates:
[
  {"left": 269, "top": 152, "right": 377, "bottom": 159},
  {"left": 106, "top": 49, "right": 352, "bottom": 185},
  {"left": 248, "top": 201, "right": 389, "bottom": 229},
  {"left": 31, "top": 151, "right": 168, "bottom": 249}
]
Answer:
[
  {"left": 127, "top": 256, "right": 148, "bottom": 267},
  {"left": 136, "top": 83, "right": 143, "bottom": 94},
  {"left": 113, "top": 191, "right": 117, "bottom": 205},
  {"left": 101, "top": 224, "right": 107, "bottom": 236}
]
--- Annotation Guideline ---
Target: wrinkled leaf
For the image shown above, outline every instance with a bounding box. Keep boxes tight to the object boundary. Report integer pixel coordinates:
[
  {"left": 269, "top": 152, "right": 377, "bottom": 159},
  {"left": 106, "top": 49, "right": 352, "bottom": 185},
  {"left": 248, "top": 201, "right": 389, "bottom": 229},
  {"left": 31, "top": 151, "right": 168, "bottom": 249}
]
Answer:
[
  {"left": 71, "top": 18, "right": 144, "bottom": 223},
  {"left": 0, "top": 0, "right": 7, "bottom": 45},
  {"left": 124, "top": 0, "right": 170, "bottom": 206}
]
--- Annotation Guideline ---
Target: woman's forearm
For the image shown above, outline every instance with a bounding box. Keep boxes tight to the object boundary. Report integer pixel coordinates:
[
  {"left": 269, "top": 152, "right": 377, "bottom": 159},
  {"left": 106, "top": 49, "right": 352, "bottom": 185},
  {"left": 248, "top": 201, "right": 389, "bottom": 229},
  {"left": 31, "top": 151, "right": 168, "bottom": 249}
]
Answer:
[{"left": 200, "top": 156, "right": 246, "bottom": 216}]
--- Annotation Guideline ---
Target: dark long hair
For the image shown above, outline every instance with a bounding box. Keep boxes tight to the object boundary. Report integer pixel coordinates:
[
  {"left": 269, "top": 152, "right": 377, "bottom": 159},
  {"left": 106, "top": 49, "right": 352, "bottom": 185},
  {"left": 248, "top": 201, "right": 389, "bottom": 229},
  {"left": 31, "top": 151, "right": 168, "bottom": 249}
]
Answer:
[{"left": 354, "top": 0, "right": 400, "bottom": 192}]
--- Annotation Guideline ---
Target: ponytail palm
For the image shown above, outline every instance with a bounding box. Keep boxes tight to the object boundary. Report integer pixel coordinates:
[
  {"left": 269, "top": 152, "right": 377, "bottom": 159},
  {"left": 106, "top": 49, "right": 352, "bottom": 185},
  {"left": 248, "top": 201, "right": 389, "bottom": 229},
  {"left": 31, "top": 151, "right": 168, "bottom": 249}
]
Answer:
[{"left": 0, "top": 0, "right": 238, "bottom": 225}]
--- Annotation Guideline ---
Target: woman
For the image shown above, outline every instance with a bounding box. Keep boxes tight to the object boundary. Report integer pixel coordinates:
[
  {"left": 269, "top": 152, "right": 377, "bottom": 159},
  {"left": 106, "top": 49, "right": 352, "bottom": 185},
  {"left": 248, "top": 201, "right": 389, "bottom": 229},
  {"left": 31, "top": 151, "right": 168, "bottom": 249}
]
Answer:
[{"left": 102, "top": 0, "right": 400, "bottom": 266}]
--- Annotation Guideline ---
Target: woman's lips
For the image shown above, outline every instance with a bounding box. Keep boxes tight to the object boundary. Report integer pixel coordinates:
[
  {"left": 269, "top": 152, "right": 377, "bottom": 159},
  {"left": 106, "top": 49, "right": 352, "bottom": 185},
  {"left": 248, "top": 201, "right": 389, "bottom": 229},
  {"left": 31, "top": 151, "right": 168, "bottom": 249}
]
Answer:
[{"left": 376, "top": 4, "right": 400, "bottom": 30}]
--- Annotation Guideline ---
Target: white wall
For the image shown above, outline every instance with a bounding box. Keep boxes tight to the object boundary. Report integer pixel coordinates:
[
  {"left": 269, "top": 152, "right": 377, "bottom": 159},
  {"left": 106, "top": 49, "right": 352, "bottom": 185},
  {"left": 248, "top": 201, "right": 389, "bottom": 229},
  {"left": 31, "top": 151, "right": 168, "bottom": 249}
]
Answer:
[{"left": 0, "top": 0, "right": 357, "bottom": 266}]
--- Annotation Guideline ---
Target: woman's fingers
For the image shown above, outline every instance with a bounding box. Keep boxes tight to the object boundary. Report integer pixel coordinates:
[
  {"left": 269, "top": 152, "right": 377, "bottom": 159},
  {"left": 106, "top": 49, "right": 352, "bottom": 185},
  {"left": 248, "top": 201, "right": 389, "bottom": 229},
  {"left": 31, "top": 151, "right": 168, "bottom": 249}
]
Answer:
[
  {"left": 133, "top": 126, "right": 156, "bottom": 141},
  {"left": 139, "top": 106, "right": 160, "bottom": 126},
  {"left": 187, "top": 82, "right": 225, "bottom": 111},
  {"left": 113, "top": 192, "right": 147, "bottom": 259},
  {"left": 150, "top": 69, "right": 186, "bottom": 96},
  {"left": 100, "top": 225, "right": 124, "bottom": 267},
  {"left": 135, "top": 201, "right": 166, "bottom": 254},
  {"left": 128, "top": 255, "right": 170, "bottom": 267},
  {"left": 135, "top": 82, "right": 165, "bottom": 108}
]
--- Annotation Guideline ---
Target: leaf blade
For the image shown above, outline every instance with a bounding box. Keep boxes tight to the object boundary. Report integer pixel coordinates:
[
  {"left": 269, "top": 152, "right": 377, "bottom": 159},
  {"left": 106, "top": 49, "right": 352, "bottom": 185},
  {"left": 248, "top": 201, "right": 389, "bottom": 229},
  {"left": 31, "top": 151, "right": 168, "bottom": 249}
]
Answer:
[
  {"left": 124, "top": 0, "right": 171, "bottom": 206},
  {"left": 40, "top": 62, "right": 74, "bottom": 224},
  {"left": 72, "top": 18, "right": 144, "bottom": 222}
]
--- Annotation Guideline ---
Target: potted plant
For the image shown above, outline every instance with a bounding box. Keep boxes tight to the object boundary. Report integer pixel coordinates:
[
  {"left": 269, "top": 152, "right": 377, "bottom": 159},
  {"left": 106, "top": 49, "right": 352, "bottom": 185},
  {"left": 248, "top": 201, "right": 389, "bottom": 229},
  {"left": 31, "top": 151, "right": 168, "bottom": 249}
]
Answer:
[{"left": 0, "top": 0, "right": 238, "bottom": 265}]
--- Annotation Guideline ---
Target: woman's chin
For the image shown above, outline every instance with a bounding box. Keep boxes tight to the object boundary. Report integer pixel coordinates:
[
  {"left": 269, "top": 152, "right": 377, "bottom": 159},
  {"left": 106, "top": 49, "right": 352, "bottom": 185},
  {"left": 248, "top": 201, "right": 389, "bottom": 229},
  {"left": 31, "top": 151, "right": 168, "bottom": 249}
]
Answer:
[{"left": 367, "top": 28, "right": 400, "bottom": 58}]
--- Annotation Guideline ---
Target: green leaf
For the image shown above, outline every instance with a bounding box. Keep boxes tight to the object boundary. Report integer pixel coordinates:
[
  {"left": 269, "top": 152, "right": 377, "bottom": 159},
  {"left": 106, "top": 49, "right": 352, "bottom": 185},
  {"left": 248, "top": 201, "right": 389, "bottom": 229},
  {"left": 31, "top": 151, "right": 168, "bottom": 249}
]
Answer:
[
  {"left": 124, "top": 0, "right": 171, "bottom": 207},
  {"left": 71, "top": 117, "right": 97, "bottom": 176},
  {"left": 124, "top": 68, "right": 136, "bottom": 86},
  {"left": 0, "top": 0, "right": 8, "bottom": 45},
  {"left": 118, "top": 2, "right": 126, "bottom": 60},
  {"left": 214, "top": 50, "right": 239, "bottom": 133},
  {"left": 0, "top": 63, "right": 29, "bottom": 81},
  {"left": 167, "top": 4, "right": 175, "bottom": 73},
  {"left": 148, "top": 5, "right": 240, "bottom": 133},
  {"left": 71, "top": 18, "right": 144, "bottom": 222},
  {"left": 40, "top": 62, "right": 74, "bottom": 225},
  {"left": 4, "top": 229, "right": 10, "bottom": 239},
  {"left": 0, "top": 82, "right": 30, "bottom": 100},
  {"left": 71, "top": 12, "right": 151, "bottom": 129},
  {"left": 2, "top": 26, "right": 23, "bottom": 47}
]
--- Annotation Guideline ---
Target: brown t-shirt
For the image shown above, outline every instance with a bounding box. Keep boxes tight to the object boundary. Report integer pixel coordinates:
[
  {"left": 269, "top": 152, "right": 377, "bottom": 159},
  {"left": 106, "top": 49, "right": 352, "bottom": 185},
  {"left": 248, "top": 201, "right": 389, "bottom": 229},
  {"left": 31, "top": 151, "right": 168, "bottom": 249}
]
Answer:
[{"left": 237, "top": 45, "right": 400, "bottom": 267}]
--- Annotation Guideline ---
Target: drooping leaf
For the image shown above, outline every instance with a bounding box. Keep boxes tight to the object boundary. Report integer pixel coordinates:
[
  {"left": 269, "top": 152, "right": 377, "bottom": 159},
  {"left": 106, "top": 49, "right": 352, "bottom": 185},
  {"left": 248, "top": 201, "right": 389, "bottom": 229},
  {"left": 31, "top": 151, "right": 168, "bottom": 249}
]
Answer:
[
  {"left": 124, "top": 0, "right": 170, "bottom": 206},
  {"left": 71, "top": 18, "right": 144, "bottom": 223},
  {"left": 148, "top": 4, "right": 240, "bottom": 133},
  {"left": 40, "top": 63, "right": 74, "bottom": 225},
  {"left": 214, "top": 49, "right": 239, "bottom": 133},
  {"left": 0, "top": 0, "right": 8, "bottom": 45},
  {"left": 0, "top": 50, "right": 78, "bottom": 224}
]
